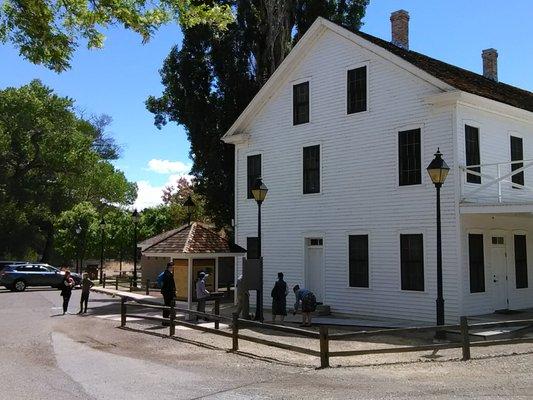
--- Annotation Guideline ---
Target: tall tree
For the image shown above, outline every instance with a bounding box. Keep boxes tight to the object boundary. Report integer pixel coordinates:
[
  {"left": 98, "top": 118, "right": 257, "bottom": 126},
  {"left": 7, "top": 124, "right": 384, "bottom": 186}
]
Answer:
[
  {"left": 0, "top": 0, "right": 233, "bottom": 71},
  {"left": 147, "top": 0, "right": 368, "bottom": 227},
  {"left": 0, "top": 80, "right": 137, "bottom": 261}
]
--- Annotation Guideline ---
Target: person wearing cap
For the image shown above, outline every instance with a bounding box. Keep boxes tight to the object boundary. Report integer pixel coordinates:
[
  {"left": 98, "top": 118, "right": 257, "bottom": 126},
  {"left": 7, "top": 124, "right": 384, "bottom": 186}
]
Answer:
[
  {"left": 161, "top": 262, "right": 176, "bottom": 322},
  {"left": 292, "top": 284, "right": 316, "bottom": 327},
  {"left": 271, "top": 272, "right": 288, "bottom": 323},
  {"left": 195, "top": 271, "right": 210, "bottom": 320}
]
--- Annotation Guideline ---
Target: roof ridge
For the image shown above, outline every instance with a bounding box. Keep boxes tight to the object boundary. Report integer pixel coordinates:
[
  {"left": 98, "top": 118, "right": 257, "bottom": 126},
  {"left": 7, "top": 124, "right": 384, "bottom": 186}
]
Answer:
[{"left": 183, "top": 222, "right": 196, "bottom": 253}]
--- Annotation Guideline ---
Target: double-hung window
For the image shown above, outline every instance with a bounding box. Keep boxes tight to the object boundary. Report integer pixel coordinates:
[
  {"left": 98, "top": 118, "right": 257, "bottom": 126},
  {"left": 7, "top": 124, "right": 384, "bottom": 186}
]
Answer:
[
  {"left": 303, "top": 145, "right": 320, "bottom": 194},
  {"left": 349, "top": 235, "right": 369, "bottom": 288},
  {"left": 468, "top": 234, "right": 485, "bottom": 293},
  {"left": 400, "top": 234, "right": 424, "bottom": 291},
  {"left": 511, "top": 136, "right": 524, "bottom": 187},
  {"left": 347, "top": 66, "right": 367, "bottom": 114},
  {"left": 247, "top": 154, "right": 261, "bottom": 199},
  {"left": 398, "top": 129, "right": 421, "bottom": 186},
  {"left": 465, "top": 125, "right": 481, "bottom": 184},
  {"left": 293, "top": 82, "right": 309, "bottom": 125},
  {"left": 514, "top": 235, "right": 528, "bottom": 289}
]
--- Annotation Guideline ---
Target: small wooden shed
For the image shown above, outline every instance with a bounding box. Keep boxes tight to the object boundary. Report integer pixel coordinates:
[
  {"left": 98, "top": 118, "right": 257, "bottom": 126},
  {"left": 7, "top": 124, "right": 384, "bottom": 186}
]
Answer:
[{"left": 140, "top": 222, "right": 246, "bottom": 309}]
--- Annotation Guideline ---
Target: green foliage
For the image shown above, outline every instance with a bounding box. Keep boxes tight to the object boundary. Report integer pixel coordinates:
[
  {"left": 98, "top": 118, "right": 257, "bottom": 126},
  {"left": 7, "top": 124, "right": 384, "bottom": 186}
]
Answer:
[
  {"left": 0, "top": 0, "right": 233, "bottom": 71},
  {"left": 0, "top": 80, "right": 137, "bottom": 261},
  {"left": 147, "top": 0, "right": 369, "bottom": 228}
]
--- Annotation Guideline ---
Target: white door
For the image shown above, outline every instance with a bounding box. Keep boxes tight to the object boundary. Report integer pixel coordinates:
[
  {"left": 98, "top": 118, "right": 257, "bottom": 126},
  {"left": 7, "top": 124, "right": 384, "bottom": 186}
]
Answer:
[
  {"left": 490, "top": 242, "right": 509, "bottom": 310},
  {"left": 305, "top": 238, "right": 324, "bottom": 303}
]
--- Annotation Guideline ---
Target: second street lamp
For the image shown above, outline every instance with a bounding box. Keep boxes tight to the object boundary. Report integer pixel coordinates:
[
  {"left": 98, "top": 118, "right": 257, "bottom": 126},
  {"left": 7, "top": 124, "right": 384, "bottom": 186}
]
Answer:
[
  {"left": 184, "top": 195, "right": 195, "bottom": 225},
  {"left": 426, "top": 148, "right": 450, "bottom": 338},
  {"left": 132, "top": 209, "right": 140, "bottom": 287},
  {"left": 99, "top": 217, "right": 106, "bottom": 284},
  {"left": 251, "top": 177, "right": 268, "bottom": 322}
]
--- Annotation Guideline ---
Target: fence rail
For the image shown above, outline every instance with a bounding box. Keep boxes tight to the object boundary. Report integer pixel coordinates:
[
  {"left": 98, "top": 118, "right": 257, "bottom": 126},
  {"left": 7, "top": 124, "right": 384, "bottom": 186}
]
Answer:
[
  {"left": 118, "top": 299, "right": 533, "bottom": 369},
  {"left": 102, "top": 274, "right": 152, "bottom": 295}
]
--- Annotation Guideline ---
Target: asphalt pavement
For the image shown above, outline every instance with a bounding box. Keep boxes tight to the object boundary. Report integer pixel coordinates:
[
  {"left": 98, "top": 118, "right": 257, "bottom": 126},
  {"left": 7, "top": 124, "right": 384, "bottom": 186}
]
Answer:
[{"left": 1, "top": 288, "right": 532, "bottom": 399}]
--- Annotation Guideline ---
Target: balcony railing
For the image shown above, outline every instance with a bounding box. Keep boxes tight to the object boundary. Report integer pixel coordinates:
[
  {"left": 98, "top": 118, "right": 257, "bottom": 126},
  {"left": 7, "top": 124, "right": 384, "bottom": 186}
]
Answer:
[{"left": 459, "top": 159, "right": 533, "bottom": 205}]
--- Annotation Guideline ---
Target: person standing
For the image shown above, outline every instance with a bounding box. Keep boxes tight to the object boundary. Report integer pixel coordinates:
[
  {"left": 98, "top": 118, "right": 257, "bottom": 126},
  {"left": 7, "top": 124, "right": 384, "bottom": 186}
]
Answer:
[
  {"left": 236, "top": 274, "right": 250, "bottom": 319},
  {"left": 195, "top": 271, "right": 209, "bottom": 320},
  {"left": 78, "top": 273, "right": 94, "bottom": 314},
  {"left": 292, "top": 284, "right": 317, "bottom": 327},
  {"left": 160, "top": 262, "right": 176, "bottom": 322},
  {"left": 60, "top": 270, "right": 75, "bottom": 315},
  {"left": 271, "top": 272, "right": 288, "bottom": 323}
]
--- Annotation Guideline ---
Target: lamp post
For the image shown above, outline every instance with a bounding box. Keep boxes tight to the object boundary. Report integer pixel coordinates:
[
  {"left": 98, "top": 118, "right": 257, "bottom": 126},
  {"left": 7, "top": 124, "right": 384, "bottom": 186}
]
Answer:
[
  {"left": 184, "top": 195, "right": 195, "bottom": 225},
  {"left": 99, "top": 217, "right": 106, "bottom": 284},
  {"left": 132, "top": 209, "right": 140, "bottom": 287},
  {"left": 251, "top": 177, "right": 268, "bottom": 322},
  {"left": 426, "top": 148, "right": 450, "bottom": 338},
  {"left": 75, "top": 225, "right": 82, "bottom": 273}
]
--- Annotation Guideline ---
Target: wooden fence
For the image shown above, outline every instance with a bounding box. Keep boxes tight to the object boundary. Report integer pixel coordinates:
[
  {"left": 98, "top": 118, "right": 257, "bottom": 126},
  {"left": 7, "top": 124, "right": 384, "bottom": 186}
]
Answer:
[
  {"left": 119, "top": 299, "right": 533, "bottom": 369},
  {"left": 102, "top": 274, "right": 152, "bottom": 295}
]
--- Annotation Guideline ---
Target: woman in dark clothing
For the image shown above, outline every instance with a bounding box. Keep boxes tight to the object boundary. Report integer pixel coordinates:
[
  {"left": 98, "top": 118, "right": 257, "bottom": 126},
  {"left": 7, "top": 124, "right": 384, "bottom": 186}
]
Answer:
[
  {"left": 271, "top": 272, "right": 288, "bottom": 323},
  {"left": 60, "top": 270, "right": 75, "bottom": 315}
]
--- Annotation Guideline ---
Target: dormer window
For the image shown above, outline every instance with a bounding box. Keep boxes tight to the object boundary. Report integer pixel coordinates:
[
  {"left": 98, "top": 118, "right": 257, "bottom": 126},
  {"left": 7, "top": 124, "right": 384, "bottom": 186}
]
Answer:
[
  {"left": 347, "top": 66, "right": 367, "bottom": 114},
  {"left": 293, "top": 82, "right": 309, "bottom": 125}
]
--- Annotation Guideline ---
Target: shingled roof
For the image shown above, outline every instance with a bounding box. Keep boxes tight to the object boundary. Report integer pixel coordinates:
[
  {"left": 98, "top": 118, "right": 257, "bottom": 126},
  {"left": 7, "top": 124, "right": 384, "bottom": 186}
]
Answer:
[
  {"left": 351, "top": 29, "right": 533, "bottom": 113},
  {"left": 142, "top": 223, "right": 246, "bottom": 255}
]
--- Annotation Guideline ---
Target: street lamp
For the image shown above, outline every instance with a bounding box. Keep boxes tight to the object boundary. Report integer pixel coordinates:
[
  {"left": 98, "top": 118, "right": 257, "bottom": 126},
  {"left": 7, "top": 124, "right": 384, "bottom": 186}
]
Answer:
[
  {"left": 132, "top": 209, "right": 140, "bottom": 287},
  {"left": 99, "top": 217, "right": 106, "bottom": 284},
  {"left": 183, "top": 195, "right": 195, "bottom": 225},
  {"left": 75, "top": 224, "right": 82, "bottom": 273},
  {"left": 251, "top": 177, "right": 268, "bottom": 322},
  {"left": 426, "top": 148, "right": 450, "bottom": 338}
]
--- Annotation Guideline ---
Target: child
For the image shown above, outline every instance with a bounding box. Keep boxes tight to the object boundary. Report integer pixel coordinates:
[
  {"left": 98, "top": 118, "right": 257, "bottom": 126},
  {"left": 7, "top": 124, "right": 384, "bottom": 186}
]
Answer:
[{"left": 78, "top": 273, "right": 94, "bottom": 314}]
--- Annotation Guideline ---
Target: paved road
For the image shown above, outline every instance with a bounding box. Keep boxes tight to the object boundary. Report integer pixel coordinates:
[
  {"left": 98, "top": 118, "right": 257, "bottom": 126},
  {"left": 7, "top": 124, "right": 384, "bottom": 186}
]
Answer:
[{"left": 1, "top": 288, "right": 532, "bottom": 399}]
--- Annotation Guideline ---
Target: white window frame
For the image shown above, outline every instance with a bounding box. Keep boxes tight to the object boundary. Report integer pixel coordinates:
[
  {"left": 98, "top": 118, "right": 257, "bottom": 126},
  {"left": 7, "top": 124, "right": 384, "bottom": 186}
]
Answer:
[
  {"left": 346, "top": 230, "right": 372, "bottom": 290},
  {"left": 291, "top": 76, "right": 312, "bottom": 127},
  {"left": 397, "top": 230, "right": 428, "bottom": 293},
  {"left": 301, "top": 141, "right": 323, "bottom": 196},
  {"left": 245, "top": 150, "right": 263, "bottom": 201},
  {"left": 395, "top": 123, "right": 426, "bottom": 190},
  {"left": 345, "top": 61, "right": 370, "bottom": 117},
  {"left": 462, "top": 120, "right": 484, "bottom": 186},
  {"left": 465, "top": 229, "right": 488, "bottom": 296}
]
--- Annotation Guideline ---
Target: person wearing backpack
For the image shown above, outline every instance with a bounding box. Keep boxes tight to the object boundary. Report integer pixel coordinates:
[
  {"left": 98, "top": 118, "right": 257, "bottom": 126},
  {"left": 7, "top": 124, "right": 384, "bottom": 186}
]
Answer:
[{"left": 160, "top": 262, "right": 176, "bottom": 323}]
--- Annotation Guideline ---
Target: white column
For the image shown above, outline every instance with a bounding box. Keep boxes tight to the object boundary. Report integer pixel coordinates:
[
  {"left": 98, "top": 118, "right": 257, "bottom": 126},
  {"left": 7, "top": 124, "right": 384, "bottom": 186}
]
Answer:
[{"left": 187, "top": 257, "right": 193, "bottom": 318}]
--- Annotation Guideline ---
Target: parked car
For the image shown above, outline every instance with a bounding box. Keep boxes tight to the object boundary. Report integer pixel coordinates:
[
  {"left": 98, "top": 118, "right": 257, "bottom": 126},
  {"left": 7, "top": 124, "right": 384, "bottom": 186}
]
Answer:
[{"left": 0, "top": 263, "right": 82, "bottom": 292}]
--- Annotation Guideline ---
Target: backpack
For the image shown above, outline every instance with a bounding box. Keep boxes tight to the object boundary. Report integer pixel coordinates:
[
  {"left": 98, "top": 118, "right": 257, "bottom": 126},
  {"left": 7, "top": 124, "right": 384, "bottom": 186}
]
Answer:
[{"left": 157, "top": 271, "right": 165, "bottom": 288}]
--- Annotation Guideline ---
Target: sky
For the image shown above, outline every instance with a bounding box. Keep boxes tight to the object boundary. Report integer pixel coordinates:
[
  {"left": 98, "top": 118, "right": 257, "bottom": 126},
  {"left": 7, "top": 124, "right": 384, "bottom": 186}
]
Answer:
[{"left": 1, "top": 1, "right": 532, "bottom": 209}]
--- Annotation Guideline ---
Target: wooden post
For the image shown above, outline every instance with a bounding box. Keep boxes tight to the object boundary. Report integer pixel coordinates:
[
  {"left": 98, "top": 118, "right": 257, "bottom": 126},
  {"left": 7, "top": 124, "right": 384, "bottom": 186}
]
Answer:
[
  {"left": 214, "top": 298, "right": 220, "bottom": 330},
  {"left": 169, "top": 303, "right": 176, "bottom": 337},
  {"left": 232, "top": 313, "right": 239, "bottom": 351},
  {"left": 145, "top": 279, "right": 150, "bottom": 295},
  {"left": 115, "top": 276, "right": 119, "bottom": 290},
  {"left": 319, "top": 326, "right": 330, "bottom": 368},
  {"left": 460, "top": 316, "right": 471, "bottom": 361},
  {"left": 129, "top": 277, "right": 133, "bottom": 292},
  {"left": 102, "top": 273, "right": 106, "bottom": 288},
  {"left": 120, "top": 297, "right": 126, "bottom": 327}
]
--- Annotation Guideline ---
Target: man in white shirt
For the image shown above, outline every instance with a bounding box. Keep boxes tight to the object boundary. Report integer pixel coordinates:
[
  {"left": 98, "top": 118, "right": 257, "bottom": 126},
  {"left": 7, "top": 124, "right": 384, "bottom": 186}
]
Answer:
[{"left": 195, "top": 271, "right": 209, "bottom": 320}]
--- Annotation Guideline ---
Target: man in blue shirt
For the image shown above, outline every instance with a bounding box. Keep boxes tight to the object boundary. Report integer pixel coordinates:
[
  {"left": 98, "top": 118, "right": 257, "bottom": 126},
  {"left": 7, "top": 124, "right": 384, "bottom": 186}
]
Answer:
[{"left": 292, "top": 285, "right": 317, "bottom": 327}]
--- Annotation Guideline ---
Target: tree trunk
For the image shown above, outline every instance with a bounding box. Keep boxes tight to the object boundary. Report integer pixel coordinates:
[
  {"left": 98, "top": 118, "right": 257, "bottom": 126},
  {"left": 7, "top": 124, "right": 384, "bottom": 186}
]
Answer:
[{"left": 40, "top": 222, "right": 54, "bottom": 263}]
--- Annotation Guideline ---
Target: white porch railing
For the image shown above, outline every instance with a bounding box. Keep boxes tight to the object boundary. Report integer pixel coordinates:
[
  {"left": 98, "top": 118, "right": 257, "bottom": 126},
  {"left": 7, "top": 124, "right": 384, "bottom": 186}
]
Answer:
[{"left": 459, "top": 159, "right": 533, "bottom": 204}]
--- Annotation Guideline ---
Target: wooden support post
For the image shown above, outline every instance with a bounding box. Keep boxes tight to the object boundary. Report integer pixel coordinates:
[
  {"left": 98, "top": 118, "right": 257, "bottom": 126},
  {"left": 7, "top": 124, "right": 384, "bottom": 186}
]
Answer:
[
  {"left": 460, "top": 316, "right": 471, "bottom": 361},
  {"left": 115, "top": 276, "right": 119, "bottom": 290},
  {"left": 121, "top": 297, "right": 126, "bottom": 327},
  {"left": 145, "top": 279, "right": 150, "bottom": 295},
  {"left": 214, "top": 299, "right": 220, "bottom": 330},
  {"left": 319, "top": 326, "right": 330, "bottom": 368},
  {"left": 232, "top": 313, "right": 239, "bottom": 351},
  {"left": 129, "top": 277, "right": 133, "bottom": 292},
  {"left": 169, "top": 304, "right": 176, "bottom": 337},
  {"left": 102, "top": 273, "right": 106, "bottom": 288}
]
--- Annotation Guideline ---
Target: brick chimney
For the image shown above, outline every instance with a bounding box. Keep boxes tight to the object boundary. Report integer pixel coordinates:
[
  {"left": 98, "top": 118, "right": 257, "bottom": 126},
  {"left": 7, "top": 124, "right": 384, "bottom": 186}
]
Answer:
[
  {"left": 390, "top": 10, "right": 409, "bottom": 50},
  {"left": 482, "top": 48, "right": 498, "bottom": 81}
]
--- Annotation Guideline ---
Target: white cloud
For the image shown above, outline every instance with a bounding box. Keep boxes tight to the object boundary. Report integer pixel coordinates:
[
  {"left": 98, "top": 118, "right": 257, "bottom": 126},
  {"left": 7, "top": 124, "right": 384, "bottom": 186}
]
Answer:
[
  {"left": 147, "top": 159, "right": 192, "bottom": 175},
  {"left": 133, "top": 173, "right": 193, "bottom": 210}
]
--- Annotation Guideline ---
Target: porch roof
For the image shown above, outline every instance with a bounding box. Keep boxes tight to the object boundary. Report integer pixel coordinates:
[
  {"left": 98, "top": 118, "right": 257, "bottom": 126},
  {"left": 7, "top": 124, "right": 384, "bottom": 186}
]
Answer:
[{"left": 142, "top": 222, "right": 246, "bottom": 257}]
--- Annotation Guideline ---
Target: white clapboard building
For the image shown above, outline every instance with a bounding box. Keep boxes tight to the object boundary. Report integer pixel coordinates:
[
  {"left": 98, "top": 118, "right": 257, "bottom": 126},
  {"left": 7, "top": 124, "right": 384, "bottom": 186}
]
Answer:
[{"left": 222, "top": 11, "right": 533, "bottom": 323}]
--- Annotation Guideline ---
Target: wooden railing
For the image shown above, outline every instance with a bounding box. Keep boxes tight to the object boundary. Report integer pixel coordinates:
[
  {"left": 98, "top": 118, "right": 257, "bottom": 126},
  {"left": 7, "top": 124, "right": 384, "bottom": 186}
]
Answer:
[
  {"left": 460, "top": 159, "right": 533, "bottom": 204},
  {"left": 118, "top": 299, "right": 533, "bottom": 369},
  {"left": 102, "top": 274, "right": 151, "bottom": 294}
]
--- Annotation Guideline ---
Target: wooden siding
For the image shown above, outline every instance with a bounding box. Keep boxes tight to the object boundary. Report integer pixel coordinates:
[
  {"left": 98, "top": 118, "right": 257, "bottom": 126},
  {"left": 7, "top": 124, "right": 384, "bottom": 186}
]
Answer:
[{"left": 234, "top": 29, "right": 460, "bottom": 323}]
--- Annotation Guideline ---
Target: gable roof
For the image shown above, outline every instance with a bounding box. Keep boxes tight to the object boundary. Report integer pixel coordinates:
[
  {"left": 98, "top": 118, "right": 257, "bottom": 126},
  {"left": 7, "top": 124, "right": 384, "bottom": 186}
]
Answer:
[
  {"left": 222, "top": 18, "right": 533, "bottom": 142},
  {"left": 142, "top": 222, "right": 246, "bottom": 255}
]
